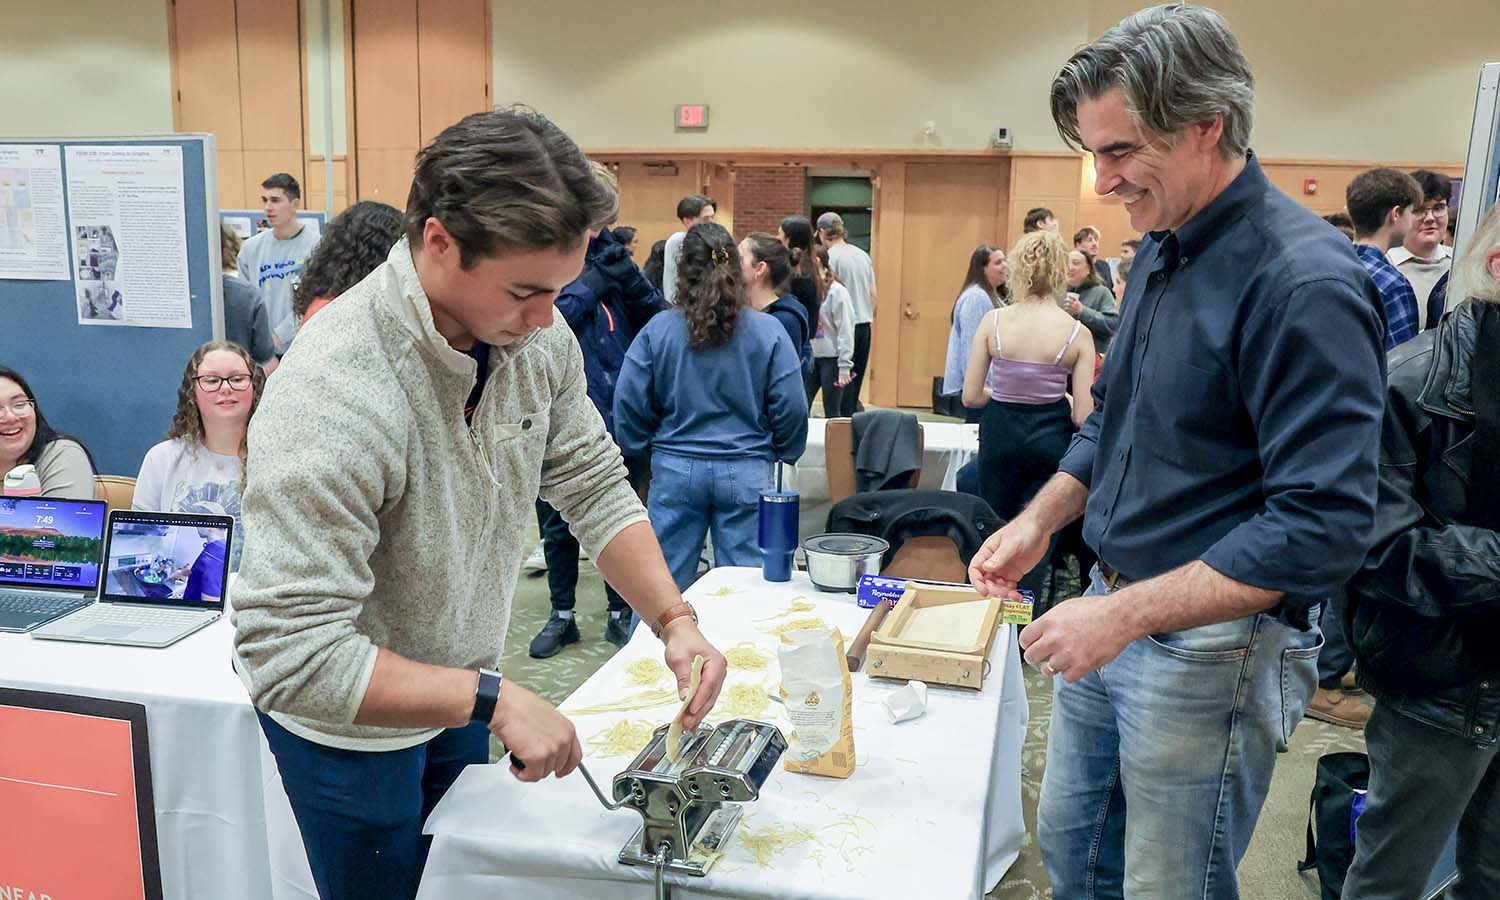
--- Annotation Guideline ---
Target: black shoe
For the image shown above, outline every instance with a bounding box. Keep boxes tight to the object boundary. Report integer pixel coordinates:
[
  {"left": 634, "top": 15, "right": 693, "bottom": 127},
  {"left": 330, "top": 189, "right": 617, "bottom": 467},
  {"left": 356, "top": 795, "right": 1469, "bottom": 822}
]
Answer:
[
  {"left": 529, "top": 614, "right": 580, "bottom": 658},
  {"left": 604, "top": 611, "right": 633, "bottom": 648}
]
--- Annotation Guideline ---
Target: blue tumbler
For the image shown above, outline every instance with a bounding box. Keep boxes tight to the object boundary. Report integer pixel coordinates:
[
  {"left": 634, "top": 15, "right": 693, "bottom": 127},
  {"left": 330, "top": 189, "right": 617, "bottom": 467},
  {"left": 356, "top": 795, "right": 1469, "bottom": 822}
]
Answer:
[{"left": 758, "top": 463, "right": 800, "bottom": 582}]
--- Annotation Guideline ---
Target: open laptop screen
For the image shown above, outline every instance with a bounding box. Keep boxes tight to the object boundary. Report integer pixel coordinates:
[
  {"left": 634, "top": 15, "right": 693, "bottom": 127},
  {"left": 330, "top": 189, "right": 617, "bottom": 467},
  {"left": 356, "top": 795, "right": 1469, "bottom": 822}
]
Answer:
[
  {"left": 0, "top": 496, "right": 107, "bottom": 590},
  {"left": 102, "top": 510, "right": 234, "bottom": 609}
]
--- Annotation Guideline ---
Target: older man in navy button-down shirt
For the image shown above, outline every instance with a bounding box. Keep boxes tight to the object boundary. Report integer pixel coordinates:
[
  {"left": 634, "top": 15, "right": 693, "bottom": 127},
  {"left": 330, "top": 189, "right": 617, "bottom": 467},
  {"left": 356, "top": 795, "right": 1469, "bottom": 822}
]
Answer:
[{"left": 969, "top": 6, "right": 1387, "bottom": 898}]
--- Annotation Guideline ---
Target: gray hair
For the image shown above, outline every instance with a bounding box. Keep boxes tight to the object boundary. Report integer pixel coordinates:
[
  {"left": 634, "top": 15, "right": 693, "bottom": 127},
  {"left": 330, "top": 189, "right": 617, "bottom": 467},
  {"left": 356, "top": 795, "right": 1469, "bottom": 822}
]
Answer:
[
  {"left": 1447, "top": 203, "right": 1500, "bottom": 305},
  {"left": 1051, "top": 3, "right": 1255, "bottom": 160}
]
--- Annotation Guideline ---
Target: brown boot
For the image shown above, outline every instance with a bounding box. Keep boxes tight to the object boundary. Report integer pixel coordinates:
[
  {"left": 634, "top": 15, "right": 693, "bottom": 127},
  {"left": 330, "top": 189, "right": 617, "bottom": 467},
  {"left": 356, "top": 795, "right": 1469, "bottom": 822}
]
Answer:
[
  {"left": 1305, "top": 687, "right": 1372, "bottom": 729},
  {"left": 1340, "top": 670, "right": 1364, "bottom": 695}
]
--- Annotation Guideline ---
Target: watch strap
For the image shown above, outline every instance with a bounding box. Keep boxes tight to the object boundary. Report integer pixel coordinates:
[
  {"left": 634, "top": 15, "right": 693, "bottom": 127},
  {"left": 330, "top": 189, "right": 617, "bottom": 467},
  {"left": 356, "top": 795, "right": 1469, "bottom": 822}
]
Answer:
[
  {"left": 652, "top": 602, "right": 696, "bottom": 638},
  {"left": 470, "top": 667, "right": 502, "bottom": 725}
]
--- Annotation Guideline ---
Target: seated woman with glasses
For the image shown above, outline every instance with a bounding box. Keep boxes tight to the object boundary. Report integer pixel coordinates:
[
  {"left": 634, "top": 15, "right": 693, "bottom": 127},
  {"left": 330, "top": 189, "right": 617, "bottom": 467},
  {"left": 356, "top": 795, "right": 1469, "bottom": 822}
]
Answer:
[
  {"left": 0, "top": 365, "right": 98, "bottom": 499},
  {"left": 133, "top": 341, "right": 264, "bottom": 572}
]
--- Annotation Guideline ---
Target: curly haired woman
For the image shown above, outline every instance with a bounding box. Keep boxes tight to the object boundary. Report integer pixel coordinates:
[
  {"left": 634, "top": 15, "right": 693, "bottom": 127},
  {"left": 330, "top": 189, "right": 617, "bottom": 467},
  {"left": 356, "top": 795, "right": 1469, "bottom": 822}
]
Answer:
[
  {"left": 291, "top": 201, "right": 404, "bottom": 325},
  {"left": 613, "top": 222, "right": 808, "bottom": 589},
  {"left": 962, "top": 230, "right": 1095, "bottom": 594},
  {"left": 133, "top": 340, "right": 266, "bottom": 571}
]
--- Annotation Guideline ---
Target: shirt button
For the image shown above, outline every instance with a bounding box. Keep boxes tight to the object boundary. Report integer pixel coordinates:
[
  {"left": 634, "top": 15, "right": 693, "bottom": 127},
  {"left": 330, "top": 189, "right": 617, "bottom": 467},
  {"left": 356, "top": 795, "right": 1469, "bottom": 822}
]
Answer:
[
  {"left": 1476, "top": 726, "right": 1486, "bottom": 735},
  {"left": 1180, "top": 256, "right": 1189, "bottom": 266},
  {"left": 521, "top": 418, "right": 532, "bottom": 430},
  {"left": 1483, "top": 681, "right": 1493, "bottom": 690}
]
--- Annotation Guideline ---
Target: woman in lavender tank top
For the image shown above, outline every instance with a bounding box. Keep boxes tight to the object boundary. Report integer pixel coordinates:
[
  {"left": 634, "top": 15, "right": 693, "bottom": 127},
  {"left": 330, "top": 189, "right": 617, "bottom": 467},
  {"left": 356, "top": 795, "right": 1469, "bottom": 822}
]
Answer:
[{"left": 961, "top": 230, "right": 1096, "bottom": 594}]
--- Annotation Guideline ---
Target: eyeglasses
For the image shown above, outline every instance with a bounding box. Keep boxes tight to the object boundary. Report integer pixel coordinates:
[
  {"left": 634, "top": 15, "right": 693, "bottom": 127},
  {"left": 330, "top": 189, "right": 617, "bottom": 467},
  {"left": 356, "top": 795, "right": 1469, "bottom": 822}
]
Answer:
[
  {"left": 1, "top": 398, "right": 36, "bottom": 417},
  {"left": 193, "top": 374, "right": 253, "bottom": 392},
  {"left": 1412, "top": 203, "right": 1448, "bottom": 220}
]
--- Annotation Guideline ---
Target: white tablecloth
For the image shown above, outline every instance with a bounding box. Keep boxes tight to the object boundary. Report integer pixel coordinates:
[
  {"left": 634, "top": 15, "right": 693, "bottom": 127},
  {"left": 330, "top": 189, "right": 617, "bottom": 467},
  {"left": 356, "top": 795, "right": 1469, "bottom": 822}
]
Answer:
[
  {"left": 791, "top": 418, "right": 980, "bottom": 538},
  {"left": 418, "top": 567, "right": 1027, "bottom": 900},
  {"left": 0, "top": 605, "right": 317, "bottom": 900}
]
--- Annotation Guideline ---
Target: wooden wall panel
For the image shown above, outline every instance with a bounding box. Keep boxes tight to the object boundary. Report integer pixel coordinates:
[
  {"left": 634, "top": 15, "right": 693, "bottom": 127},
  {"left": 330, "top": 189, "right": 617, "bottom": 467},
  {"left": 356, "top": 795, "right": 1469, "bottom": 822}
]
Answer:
[
  {"left": 1006, "top": 155, "right": 1082, "bottom": 248},
  {"left": 242, "top": 149, "right": 308, "bottom": 205},
  {"left": 416, "top": 0, "right": 489, "bottom": 145},
  {"left": 170, "top": 0, "right": 246, "bottom": 208},
  {"left": 704, "top": 163, "right": 736, "bottom": 241},
  {"left": 604, "top": 161, "right": 703, "bottom": 265},
  {"left": 352, "top": 0, "right": 420, "bottom": 202},
  {"left": 894, "top": 162, "right": 1006, "bottom": 408},
  {"left": 237, "top": 0, "right": 306, "bottom": 162},
  {"left": 216, "top": 150, "right": 247, "bottom": 213},
  {"left": 304, "top": 157, "right": 351, "bottom": 214}
]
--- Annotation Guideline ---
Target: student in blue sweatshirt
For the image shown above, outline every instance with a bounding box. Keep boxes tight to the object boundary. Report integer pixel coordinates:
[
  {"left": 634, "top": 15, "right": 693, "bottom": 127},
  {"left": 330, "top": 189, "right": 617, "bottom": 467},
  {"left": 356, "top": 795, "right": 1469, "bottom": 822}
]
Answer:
[
  {"left": 740, "top": 232, "right": 812, "bottom": 376},
  {"left": 614, "top": 223, "right": 808, "bottom": 589}
]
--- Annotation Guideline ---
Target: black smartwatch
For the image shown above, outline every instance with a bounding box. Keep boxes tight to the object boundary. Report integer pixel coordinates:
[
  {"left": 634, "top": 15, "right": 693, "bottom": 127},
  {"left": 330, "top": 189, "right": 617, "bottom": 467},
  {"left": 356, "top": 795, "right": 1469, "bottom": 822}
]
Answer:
[{"left": 471, "top": 667, "right": 502, "bottom": 725}]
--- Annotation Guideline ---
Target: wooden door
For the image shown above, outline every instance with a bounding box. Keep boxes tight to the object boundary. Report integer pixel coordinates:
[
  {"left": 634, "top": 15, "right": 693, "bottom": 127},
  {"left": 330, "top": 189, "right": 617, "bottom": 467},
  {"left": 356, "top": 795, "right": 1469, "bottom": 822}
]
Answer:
[
  {"left": 895, "top": 163, "right": 1007, "bottom": 408},
  {"left": 608, "top": 161, "right": 703, "bottom": 265}
]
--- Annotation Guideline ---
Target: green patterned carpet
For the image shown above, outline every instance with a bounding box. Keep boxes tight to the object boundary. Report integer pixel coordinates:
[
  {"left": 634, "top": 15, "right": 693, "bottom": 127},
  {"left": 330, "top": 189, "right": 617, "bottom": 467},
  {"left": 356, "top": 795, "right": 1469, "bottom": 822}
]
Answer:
[{"left": 497, "top": 548, "right": 1367, "bottom": 899}]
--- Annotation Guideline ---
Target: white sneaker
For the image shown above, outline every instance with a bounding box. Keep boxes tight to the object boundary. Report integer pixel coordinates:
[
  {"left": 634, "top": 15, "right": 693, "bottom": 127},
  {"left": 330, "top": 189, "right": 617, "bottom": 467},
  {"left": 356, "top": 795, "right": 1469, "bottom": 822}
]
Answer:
[{"left": 522, "top": 546, "right": 547, "bottom": 573}]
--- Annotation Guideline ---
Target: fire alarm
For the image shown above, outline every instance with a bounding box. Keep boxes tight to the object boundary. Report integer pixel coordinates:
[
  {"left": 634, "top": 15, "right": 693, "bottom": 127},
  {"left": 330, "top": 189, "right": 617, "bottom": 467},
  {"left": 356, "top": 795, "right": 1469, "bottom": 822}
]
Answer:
[{"left": 1303, "top": 178, "right": 1318, "bottom": 196}]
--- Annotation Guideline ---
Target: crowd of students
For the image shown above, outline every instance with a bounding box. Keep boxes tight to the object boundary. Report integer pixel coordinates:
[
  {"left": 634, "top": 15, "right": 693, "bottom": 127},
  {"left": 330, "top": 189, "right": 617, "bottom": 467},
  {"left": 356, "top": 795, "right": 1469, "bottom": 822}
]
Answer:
[{"left": 5, "top": 31, "right": 1500, "bottom": 894}]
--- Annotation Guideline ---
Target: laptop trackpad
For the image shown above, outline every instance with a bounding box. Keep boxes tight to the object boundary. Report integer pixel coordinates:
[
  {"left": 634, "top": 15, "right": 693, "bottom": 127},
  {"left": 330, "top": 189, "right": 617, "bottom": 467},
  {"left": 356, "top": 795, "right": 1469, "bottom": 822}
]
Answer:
[{"left": 84, "top": 625, "right": 138, "bottom": 639}]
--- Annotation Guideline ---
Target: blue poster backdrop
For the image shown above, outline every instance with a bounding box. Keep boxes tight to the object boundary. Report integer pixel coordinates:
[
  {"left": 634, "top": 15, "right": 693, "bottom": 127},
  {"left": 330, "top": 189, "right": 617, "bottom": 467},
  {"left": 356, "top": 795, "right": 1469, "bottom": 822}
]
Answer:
[{"left": 0, "top": 134, "right": 221, "bottom": 478}]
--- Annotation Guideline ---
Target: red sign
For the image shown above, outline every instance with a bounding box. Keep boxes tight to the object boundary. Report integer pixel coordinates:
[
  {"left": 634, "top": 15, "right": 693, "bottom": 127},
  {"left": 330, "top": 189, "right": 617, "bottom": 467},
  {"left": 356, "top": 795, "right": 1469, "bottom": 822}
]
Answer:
[
  {"left": 0, "top": 695, "right": 160, "bottom": 900},
  {"left": 1303, "top": 178, "right": 1318, "bottom": 196},
  {"left": 676, "top": 105, "right": 709, "bottom": 129}
]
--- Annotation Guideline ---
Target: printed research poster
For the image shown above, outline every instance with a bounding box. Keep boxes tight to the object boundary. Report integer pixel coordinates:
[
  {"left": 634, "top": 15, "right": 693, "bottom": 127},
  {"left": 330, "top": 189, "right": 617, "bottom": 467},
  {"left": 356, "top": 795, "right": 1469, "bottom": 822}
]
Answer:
[
  {"left": 64, "top": 145, "right": 191, "bottom": 329},
  {"left": 0, "top": 144, "right": 70, "bottom": 281}
]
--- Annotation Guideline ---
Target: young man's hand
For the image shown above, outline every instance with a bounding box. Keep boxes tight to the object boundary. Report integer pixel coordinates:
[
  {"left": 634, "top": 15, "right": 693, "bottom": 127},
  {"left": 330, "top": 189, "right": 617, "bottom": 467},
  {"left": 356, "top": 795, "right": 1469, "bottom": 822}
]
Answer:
[
  {"left": 662, "top": 622, "right": 726, "bottom": 732},
  {"left": 492, "top": 680, "right": 581, "bottom": 782}
]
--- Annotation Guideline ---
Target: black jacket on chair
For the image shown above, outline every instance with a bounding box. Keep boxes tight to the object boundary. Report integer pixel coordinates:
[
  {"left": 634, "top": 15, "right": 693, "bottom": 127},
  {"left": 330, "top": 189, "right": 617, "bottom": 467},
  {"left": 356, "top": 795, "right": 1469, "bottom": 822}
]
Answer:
[
  {"left": 1346, "top": 300, "right": 1500, "bottom": 747},
  {"left": 827, "top": 489, "right": 1003, "bottom": 568}
]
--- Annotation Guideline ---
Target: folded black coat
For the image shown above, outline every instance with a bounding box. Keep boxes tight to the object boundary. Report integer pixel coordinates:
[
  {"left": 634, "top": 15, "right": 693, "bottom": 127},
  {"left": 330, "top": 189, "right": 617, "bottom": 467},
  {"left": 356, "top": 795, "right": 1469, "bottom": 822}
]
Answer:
[
  {"left": 850, "top": 410, "right": 921, "bottom": 493},
  {"left": 826, "top": 489, "right": 1003, "bottom": 568}
]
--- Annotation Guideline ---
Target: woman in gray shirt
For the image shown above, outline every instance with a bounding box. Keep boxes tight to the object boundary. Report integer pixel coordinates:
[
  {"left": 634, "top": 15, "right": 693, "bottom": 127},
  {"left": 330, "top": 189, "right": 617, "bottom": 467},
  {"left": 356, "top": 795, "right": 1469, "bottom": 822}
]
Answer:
[{"left": 1063, "top": 248, "right": 1119, "bottom": 352}]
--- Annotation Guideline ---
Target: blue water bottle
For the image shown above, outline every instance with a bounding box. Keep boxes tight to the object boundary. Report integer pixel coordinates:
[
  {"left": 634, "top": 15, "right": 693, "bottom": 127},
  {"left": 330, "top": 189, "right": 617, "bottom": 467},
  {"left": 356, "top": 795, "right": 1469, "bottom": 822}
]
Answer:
[{"left": 758, "top": 463, "right": 800, "bottom": 582}]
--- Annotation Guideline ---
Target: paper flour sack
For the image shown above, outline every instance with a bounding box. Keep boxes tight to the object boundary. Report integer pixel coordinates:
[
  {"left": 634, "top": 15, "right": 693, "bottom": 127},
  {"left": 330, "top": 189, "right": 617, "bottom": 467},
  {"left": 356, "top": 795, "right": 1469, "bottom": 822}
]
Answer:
[{"left": 778, "top": 627, "right": 856, "bottom": 778}]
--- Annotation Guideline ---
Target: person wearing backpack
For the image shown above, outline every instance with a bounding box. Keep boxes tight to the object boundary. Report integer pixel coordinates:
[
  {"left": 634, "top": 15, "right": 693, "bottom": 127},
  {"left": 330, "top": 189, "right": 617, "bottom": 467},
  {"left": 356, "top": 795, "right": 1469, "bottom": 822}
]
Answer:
[{"left": 1341, "top": 203, "right": 1500, "bottom": 900}]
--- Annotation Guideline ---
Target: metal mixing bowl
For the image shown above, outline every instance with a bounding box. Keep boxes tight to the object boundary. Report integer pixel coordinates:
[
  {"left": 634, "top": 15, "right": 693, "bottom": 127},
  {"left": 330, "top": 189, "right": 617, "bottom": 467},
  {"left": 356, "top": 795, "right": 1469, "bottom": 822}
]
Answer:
[{"left": 801, "top": 533, "right": 890, "bottom": 593}]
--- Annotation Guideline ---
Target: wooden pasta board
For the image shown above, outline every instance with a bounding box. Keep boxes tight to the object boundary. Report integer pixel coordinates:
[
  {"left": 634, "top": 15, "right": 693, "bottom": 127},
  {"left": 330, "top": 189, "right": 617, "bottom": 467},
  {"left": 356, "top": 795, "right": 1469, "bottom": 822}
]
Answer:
[{"left": 864, "top": 582, "right": 1001, "bottom": 690}]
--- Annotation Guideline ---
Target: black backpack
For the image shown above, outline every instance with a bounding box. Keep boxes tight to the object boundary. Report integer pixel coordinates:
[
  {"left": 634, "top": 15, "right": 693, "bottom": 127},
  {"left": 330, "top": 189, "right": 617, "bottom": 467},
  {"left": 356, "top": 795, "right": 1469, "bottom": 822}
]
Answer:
[{"left": 1298, "top": 752, "right": 1369, "bottom": 899}]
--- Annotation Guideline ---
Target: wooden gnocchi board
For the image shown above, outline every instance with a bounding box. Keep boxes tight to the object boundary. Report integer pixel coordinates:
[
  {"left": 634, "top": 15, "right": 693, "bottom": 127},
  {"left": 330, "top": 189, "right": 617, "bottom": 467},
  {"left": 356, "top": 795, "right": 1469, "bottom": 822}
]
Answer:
[{"left": 864, "top": 582, "right": 1002, "bottom": 690}]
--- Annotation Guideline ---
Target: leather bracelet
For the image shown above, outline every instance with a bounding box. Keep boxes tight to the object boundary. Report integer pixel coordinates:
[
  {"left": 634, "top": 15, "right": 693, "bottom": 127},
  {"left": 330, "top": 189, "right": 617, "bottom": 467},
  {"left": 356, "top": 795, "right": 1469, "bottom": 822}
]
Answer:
[
  {"left": 651, "top": 601, "right": 697, "bottom": 638},
  {"left": 471, "top": 667, "right": 502, "bottom": 726}
]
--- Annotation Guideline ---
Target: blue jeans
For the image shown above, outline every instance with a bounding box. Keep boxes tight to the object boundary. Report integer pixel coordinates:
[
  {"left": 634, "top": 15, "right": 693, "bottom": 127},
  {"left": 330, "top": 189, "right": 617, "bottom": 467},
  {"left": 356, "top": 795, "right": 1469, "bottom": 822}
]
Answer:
[
  {"left": 1037, "top": 567, "right": 1322, "bottom": 899},
  {"left": 648, "top": 451, "right": 771, "bottom": 591},
  {"left": 258, "top": 712, "right": 490, "bottom": 900}
]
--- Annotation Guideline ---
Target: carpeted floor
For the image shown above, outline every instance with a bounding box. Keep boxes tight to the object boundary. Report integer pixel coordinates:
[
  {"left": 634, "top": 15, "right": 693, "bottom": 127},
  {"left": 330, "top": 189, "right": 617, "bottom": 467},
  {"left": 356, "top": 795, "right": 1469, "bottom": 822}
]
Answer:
[{"left": 497, "top": 542, "right": 1367, "bottom": 900}]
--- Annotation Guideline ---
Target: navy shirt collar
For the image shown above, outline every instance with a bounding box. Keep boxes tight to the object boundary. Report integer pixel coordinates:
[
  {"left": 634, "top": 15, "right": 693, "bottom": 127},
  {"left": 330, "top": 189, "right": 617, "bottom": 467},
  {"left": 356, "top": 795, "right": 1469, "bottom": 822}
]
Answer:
[{"left": 1148, "top": 152, "right": 1268, "bottom": 271}]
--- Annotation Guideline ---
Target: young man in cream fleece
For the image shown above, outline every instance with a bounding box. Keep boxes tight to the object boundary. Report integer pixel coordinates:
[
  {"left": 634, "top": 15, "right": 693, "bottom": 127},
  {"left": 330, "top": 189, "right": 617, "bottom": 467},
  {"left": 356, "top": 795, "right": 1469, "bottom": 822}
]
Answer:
[{"left": 231, "top": 108, "right": 727, "bottom": 900}]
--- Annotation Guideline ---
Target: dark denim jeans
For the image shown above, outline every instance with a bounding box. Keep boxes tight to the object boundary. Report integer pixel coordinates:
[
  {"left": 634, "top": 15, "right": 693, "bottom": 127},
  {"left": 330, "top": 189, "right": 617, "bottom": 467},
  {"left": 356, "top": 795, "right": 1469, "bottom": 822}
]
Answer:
[{"left": 258, "top": 712, "right": 489, "bottom": 900}]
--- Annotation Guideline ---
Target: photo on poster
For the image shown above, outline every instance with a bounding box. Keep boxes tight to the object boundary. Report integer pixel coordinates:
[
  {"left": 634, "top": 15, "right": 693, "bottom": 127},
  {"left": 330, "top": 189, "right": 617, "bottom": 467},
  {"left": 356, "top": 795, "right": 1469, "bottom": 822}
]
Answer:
[{"left": 74, "top": 225, "right": 125, "bottom": 322}]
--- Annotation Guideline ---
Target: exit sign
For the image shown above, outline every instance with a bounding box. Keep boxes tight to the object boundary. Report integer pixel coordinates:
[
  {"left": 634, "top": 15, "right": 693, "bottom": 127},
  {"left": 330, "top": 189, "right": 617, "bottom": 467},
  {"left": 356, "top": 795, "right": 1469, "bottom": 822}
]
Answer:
[{"left": 675, "top": 104, "right": 709, "bottom": 130}]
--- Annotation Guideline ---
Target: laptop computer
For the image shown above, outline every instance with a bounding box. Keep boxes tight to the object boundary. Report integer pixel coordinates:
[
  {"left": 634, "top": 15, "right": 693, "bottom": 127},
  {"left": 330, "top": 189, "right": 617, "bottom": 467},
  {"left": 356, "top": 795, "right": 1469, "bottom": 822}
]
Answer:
[
  {"left": 0, "top": 495, "right": 108, "bottom": 633},
  {"left": 32, "top": 509, "right": 233, "bottom": 648}
]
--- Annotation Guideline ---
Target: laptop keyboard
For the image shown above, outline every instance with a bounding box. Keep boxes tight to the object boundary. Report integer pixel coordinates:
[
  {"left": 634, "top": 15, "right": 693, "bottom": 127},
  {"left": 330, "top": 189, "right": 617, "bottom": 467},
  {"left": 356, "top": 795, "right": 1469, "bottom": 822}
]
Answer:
[
  {"left": 66, "top": 604, "right": 212, "bottom": 628},
  {"left": 0, "top": 591, "right": 85, "bottom": 615}
]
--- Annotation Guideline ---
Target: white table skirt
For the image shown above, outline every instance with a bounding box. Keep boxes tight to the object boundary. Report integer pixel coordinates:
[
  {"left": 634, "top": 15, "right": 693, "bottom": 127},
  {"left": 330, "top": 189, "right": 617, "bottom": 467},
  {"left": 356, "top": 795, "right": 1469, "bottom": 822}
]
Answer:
[
  {"left": 791, "top": 418, "right": 980, "bottom": 538},
  {"left": 418, "top": 567, "right": 1027, "bottom": 900},
  {"left": 0, "top": 604, "right": 317, "bottom": 900}
]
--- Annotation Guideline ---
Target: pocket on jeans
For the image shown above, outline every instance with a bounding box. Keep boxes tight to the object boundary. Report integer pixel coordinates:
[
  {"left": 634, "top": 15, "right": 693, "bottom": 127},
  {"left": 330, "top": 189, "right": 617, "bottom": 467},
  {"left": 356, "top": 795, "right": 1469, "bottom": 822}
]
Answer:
[
  {"left": 1146, "top": 616, "right": 1257, "bottom": 662},
  {"left": 1279, "top": 633, "right": 1323, "bottom": 746}
]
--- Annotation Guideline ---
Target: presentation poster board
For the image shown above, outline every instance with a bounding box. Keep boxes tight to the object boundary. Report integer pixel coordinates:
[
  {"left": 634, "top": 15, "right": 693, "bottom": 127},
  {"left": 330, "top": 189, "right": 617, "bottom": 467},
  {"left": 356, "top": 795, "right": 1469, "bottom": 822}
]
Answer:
[
  {"left": 0, "top": 689, "right": 163, "bottom": 900},
  {"left": 0, "top": 134, "right": 220, "bottom": 477}
]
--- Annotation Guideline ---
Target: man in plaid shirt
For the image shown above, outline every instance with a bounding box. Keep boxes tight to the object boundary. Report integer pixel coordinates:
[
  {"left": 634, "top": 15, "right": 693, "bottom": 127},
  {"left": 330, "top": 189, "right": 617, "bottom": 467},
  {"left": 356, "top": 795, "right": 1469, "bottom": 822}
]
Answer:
[{"left": 1347, "top": 168, "right": 1423, "bottom": 349}]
